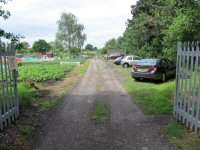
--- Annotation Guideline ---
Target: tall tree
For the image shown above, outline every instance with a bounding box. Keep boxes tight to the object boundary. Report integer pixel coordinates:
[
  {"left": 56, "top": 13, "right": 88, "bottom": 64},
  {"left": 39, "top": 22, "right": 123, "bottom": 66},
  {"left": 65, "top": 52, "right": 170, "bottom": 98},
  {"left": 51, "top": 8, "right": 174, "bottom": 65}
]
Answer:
[
  {"left": 32, "top": 39, "right": 51, "bottom": 54},
  {"left": 56, "top": 12, "right": 87, "bottom": 53},
  {"left": 104, "top": 38, "right": 117, "bottom": 49},
  {"left": 16, "top": 41, "right": 30, "bottom": 53},
  {"left": 85, "top": 44, "right": 93, "bottom": 50},
  {"left": 122, "top": 0, "right": 200, "bottom": 59}
]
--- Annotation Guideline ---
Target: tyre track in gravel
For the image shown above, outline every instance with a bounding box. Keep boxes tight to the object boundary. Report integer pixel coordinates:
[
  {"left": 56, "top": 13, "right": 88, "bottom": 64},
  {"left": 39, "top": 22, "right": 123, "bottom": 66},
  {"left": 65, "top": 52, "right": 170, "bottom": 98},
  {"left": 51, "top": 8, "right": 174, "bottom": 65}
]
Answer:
[{"left": 31, "top": 59, "right": 175, "bottom": 150}]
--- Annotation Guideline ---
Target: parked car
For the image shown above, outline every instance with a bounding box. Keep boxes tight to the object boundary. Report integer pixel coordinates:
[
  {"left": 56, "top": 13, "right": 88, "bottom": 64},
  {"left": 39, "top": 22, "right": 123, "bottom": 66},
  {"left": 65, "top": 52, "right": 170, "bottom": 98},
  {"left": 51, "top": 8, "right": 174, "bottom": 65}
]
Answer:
[
  {"left": 121, "top": 55, "right": 141, "bottom": 68},
  {"left": 114, "top": 56, "right": 124, "bottom": 65},
  {"left": 131, "top": 58, "right": 176, "bottom": 82},
  {"left": 108, "top": 53, "right": 125, "bottom": 60}
]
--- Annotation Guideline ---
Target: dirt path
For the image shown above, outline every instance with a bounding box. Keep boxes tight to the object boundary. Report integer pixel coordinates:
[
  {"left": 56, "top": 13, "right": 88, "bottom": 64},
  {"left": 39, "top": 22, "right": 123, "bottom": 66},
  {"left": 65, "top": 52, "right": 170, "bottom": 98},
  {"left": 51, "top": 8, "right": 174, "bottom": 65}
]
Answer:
[{"left": 31, "top": 59, "right": 175, "bottom": 150}]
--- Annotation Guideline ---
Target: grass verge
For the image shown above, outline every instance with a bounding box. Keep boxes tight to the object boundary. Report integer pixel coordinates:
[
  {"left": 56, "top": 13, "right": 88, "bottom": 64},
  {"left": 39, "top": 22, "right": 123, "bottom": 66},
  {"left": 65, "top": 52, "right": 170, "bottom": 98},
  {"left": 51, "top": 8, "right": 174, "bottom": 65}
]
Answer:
[
  {"left": 111, "top": 64, "right": 175, "bottom": 114},
  {"left": 162, "top": 121, "right": 200, "bottom": 150},
  {"left": 18, "top": 82, "right": 38, "bottom": 106},
  {"left": 110, "top": 63, "right": 200, "bottom": 149},
  {"left": 79, "top": 60, "right": 89, "bottom": 77},
  {"left": 92, "top": 103, "right": 110, "bottom": 123},
  {"left": 96, "top": 64, "right": 103, "bottom": 92}
]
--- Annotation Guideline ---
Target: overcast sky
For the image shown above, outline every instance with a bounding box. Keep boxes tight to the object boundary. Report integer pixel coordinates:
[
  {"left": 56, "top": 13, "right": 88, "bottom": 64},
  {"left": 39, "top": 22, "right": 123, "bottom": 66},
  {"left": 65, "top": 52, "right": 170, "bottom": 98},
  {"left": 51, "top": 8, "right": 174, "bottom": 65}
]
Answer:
[{"left": 1, "top": 0, "right": 137, "bottom": 48}]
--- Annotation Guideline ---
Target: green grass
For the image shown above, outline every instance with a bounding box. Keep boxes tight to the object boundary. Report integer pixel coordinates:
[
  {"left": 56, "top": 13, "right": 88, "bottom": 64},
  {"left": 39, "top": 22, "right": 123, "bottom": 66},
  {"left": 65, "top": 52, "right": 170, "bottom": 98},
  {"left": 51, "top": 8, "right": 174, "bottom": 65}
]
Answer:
[
  {"left": 20, "top": 126, "right": 36, "bottom": 138},
  {"left": 18, "top": 82, "right": 38, "bottom": 106},
  {"left": 162, "top": 121, "right": 187, "bottom": 138},
  {"left": 79, "top": 60, "right": 89, "bottom": 77},
  {"left": 92, "top": 103, "right": 110, "bottom": 123},
  {"left": 111, "top": 64, "right": 175, "bottom": 114},
  {"left": 96, "top": 64, "right": 103, "bottom": 92},
  {"left": 39, "top": 95, "right": 64, "bottom": 112},
  {"left": 162, "top": 121, "right": 200, "bottom": 150}
]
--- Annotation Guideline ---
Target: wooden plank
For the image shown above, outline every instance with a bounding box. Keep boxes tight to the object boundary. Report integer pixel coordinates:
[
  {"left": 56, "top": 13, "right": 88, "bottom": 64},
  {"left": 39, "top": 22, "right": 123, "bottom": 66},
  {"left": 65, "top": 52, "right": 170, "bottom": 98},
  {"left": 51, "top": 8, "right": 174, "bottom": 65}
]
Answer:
[
  {"left": 195, "top": 42, "right": 200, "bottom": 132},
  {"left": 179, "top": 43, "right": 186, "bottom": 122},
  {"left": 3, "top": 44, "right": 11, "bottom": 124},
  {"left": 8, "top": 44, "right": 15, "bottom": 121},
  {"left": 183, "top": 43, "right": 190, "bottom": 124},
  {"left": 187, "top": 42, "right": 195, "bottom": 127},
  {"left": 11, "top": 42, "right": 19, "bottom": 116},
  {"left": 1, "top": 44, "right": 7, "bottom": 127},
  {"left": 0, "top": 43, "right": 3, "bottom": 130},
  {"left": 175, "top": 42, "right": 182, "bottom": 118},
  {"left": 190, "top": 42, "right": 199, "bottom": 130},
  {"left": 176, "top": 107, "right": 200, "bottom": 129}
]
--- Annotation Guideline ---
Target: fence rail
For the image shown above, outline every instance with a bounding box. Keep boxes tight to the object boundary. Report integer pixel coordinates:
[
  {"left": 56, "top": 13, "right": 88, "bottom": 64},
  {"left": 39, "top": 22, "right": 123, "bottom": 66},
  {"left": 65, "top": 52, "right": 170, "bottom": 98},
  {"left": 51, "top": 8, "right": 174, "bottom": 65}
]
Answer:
[
  {"left": 0, "top": 41, "right": 19, "bottom": 130},
  {"left": 174, "top": 41, "right": 200, "bottom": 132}
]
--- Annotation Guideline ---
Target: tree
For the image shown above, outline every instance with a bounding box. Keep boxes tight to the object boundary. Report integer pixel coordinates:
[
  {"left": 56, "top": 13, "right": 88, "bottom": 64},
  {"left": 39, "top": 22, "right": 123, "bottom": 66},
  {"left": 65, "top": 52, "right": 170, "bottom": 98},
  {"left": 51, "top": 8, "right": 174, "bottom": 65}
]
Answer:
[
  {"left": 32, "top": 39, "right": 51, "bottom": 54},
  {"left": 0, "top": 0, "right": 11, "bottom": 38},
  {"left": 93, "top": 47, "right": 98, "bottom": 50},
  {"left": 104, "top": 38, "right": 117, "bottom": 49},
  {"left": 85, "top": 44, "right": 93, "bottom": 50},
  {"left": 56, "top": 12, "right": 87, "bottom": 53},
  {"left": 122, "top": 0, "right": 200, "bottom": 59},
  {"left": 16, "top": 41, "right": 30, "bottom": 53},
  {"left": 0, "top": 0, "right": 22, "bottom": 40}
]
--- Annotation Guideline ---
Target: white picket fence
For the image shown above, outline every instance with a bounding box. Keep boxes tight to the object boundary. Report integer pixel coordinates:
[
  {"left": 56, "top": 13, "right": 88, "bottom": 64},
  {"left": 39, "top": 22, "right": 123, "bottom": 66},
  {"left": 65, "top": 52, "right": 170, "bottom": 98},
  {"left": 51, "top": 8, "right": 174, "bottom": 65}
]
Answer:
[
  {"left": 174, "top": 42, "right": 200, "bottom": 132},
  {"left": 0, "top": 41, "right": 19, "bottom": 130}
]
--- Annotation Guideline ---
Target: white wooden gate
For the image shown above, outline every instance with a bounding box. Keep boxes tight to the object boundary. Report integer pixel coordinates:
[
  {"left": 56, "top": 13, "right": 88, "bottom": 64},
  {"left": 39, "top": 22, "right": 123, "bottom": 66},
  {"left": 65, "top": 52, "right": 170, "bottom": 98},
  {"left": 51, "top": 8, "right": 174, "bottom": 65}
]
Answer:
[
  {"left": 174, "top": 42, "right": 200, "bottom": 132},
  {"left": 0, "top": 41, "right": 19, "bottom": 130}
]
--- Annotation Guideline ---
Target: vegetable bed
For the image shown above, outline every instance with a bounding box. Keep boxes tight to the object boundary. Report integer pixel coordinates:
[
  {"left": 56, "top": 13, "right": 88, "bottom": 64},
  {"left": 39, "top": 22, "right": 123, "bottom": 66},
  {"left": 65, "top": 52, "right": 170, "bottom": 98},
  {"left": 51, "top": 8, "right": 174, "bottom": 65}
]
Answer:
[{"left": 18, "top": 62, "right": 76, "bottom": 81}]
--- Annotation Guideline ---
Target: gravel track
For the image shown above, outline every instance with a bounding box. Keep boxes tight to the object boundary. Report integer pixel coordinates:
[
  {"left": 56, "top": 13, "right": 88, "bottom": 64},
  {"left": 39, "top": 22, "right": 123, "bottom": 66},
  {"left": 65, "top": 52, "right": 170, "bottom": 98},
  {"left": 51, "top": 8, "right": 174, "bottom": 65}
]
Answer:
[{"left": 32, "top": 59, "right": 175, "bottom": 150}]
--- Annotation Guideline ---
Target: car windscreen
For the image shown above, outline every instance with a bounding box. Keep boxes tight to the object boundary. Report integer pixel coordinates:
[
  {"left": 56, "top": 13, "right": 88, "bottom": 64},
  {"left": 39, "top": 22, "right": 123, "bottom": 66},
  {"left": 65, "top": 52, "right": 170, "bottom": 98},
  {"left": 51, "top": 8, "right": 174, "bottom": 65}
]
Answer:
[{"left": 137, "top": 59, "right": 159, "bottom": 66}]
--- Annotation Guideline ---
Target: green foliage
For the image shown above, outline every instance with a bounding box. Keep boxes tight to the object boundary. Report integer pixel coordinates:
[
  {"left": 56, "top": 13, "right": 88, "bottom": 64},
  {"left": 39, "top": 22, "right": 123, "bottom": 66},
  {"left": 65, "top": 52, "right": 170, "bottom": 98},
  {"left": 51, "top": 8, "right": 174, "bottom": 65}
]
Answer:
[
  {"left": 0, "top": 0, "right": 22, "bottom": 40},
  {"left": 70, "top": 47, "right": 81, "bottom": 55},
  {"left": 16, "top": 41, "right": 30, "bottom": 54},
  {"left": 104, "top": 0, "right": 200, "bottom": 60},
  {"left": 0, "top": 0, "right": 11, "bottom": 20},
  {"left": 162, "top": 121, "right": 200, "bottom": 150},
  {"left": 18, "top": 62, "right": 76, "bottom": 82},
  {"left": 56, "top": 12, "right": 86, "bottom": 51},
  {"left": 20, "top": 126, "right": 36, "bottom": 138},
  {"left": 48, "top": 40, "right": 65, "bottom": 53},
  {"left": 92, "top": 103, "right": 110, "bottom": 123},
  {"left": 18, "top": 82, "right": 37, "bottom": 106},
  {"left": 85, "top": 44, "right": 93, "bottom": 50},
  {"left": 162, "top": 122, "right": 187, "bottom": 139},
  {"left": 32, "top": 39, "right": 51, "bottom": 54},
  {"left": 163, "top": 9, "right": 200, "bottom": 60}
]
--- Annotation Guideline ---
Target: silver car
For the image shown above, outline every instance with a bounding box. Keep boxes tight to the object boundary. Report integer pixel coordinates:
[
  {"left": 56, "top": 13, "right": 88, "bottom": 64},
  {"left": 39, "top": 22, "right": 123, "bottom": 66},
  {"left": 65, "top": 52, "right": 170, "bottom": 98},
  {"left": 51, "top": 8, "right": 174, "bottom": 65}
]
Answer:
[{"left": 121, "top": 55, "right": 141, "bottom": 68}]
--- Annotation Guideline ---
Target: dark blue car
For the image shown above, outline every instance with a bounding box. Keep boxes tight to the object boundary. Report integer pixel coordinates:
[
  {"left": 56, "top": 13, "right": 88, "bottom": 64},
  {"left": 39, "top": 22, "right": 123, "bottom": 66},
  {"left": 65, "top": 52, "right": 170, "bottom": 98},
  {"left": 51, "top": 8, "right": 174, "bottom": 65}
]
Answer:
[
  {"left": 114, "top": 56, "right": 124, "bottom": 65},
  {"left": 131, "top": 58, "right": 176, "bottom": 82}
]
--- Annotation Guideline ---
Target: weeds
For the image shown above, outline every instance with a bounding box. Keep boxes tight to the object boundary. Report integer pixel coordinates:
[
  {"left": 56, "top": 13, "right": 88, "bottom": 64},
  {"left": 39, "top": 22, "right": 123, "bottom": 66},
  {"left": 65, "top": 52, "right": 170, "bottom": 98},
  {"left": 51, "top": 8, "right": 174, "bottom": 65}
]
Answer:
[{"left": 92, "top": 103, "right": 110, "bottom": 123}]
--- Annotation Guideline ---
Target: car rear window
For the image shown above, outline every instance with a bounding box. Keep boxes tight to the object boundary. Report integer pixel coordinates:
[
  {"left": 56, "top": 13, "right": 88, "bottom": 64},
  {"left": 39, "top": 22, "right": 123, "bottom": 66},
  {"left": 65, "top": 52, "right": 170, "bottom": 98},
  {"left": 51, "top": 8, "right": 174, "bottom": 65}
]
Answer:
[{"left": 137, "top": 59, "right": 159, "bottom": 66}]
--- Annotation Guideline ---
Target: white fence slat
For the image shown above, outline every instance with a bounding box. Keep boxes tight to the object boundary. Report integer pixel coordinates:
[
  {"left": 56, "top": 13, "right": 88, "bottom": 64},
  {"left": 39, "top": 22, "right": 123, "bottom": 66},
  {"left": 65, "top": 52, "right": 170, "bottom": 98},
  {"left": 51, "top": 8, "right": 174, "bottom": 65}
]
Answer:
[
  {"left": 0, "top": 41, "right": 19, "bottom": 130},
  {"left": 175, "top": 41, "right": 200, "bottom": 133}
]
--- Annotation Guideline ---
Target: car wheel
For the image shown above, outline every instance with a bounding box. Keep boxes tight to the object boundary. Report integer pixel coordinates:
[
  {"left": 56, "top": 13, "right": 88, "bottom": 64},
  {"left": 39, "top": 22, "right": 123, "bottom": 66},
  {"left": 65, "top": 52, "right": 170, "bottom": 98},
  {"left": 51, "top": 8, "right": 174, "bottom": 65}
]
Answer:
[
  {"left": 161, "top": 73, "right": 166, "bottom": 82},
  {"left": 123, "top": 63, "right": 129, "bottom": 68},
  {"left": 134, "top": 78, "right": 140, "bottom": 81}
]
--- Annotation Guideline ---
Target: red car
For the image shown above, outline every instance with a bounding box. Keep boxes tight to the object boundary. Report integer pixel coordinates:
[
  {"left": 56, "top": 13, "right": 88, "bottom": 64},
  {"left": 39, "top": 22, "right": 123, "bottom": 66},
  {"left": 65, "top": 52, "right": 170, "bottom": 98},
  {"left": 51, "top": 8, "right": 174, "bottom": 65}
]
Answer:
[{"left": 108, "top": 53, "right": 125, "bottom": 60}]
